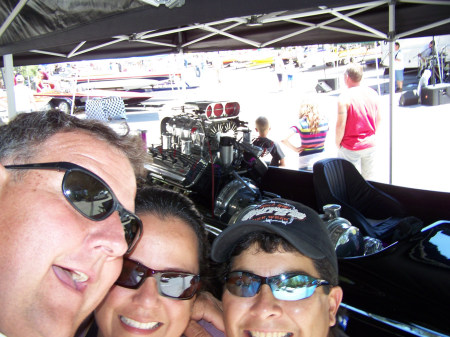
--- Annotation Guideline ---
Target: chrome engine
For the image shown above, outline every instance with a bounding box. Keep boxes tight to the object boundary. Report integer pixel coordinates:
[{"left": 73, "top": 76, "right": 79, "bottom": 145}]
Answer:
[
  {"left": 145, "top": 101, "right": 384, "bottom": 257},
  {"left": 146, "top": 101, "right": 270, "bottom": 221}
]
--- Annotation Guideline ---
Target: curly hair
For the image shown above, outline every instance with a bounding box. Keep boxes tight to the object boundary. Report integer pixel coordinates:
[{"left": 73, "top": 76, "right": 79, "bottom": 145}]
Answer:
[{"left": 298, "top": 102, "right": 322, "bottom": 134}]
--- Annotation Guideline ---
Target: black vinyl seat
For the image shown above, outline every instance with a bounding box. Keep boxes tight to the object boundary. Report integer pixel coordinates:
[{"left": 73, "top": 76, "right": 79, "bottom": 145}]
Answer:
[{"left": 313, "top": 158, "right": 415, "bottom": 241}]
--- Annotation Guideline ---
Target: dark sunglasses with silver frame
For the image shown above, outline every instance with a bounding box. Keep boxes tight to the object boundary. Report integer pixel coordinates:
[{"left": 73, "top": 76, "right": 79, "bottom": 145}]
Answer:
[
  {"left": 115, "top": 257, "right": 201, "bottom": 300},
  {"left": 4, "top": 161, "right": 142, "bottom": 253},
  {"left": 225, "top": 270, "right": 330, "bottom": 301}
]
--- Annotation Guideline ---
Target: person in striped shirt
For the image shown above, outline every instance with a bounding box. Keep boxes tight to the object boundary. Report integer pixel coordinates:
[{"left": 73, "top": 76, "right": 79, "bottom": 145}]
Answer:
[{"left": 282, "top": 101, "right": 329, "bottom": 170}]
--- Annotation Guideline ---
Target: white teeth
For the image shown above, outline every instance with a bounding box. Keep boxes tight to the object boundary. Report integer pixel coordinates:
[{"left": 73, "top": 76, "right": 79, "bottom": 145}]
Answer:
[
  {"left": 249, "top": 332, "right": 293, "bottom": 337},
  {"left": 71, "top": 270, "right": 88, "bottom": 282},
  {"left": 120, "top": 316, "right": 160, "bottom": 330}
]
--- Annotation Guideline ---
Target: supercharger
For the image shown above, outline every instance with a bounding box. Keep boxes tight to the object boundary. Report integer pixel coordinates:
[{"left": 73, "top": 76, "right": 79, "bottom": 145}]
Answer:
[
  {"left": 145, "top": 101, "right": 379, "bottom": 258},
  {"left": 146, "top": 101, "right": 268, "bottom": 219}
]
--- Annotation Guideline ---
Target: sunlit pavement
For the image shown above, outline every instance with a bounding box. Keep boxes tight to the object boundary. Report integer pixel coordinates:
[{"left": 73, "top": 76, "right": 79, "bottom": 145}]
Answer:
[{"left": 123, "top": 64, "right": 450, "bottom": 193}]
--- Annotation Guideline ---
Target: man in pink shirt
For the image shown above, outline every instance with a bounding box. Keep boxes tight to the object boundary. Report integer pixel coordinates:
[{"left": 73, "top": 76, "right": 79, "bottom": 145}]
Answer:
[{"left": 336, "top": 64, "right": 381, "bottom": 180}]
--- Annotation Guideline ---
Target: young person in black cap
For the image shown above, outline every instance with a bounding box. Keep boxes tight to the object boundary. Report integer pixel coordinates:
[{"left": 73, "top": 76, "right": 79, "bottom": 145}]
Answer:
[{"left": 211, "top": 198, "right": 343, "bottom": 337}]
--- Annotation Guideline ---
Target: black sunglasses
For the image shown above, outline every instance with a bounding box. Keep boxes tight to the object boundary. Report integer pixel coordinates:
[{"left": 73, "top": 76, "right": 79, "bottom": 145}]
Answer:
[
  {"left": 5, "top": 161, "right": 142, "bottom": 253},
  {"left": 225, "top": 271, "right": 330, "bottom": 301},
  {"left": 115, "top": 257, "right": 201, "bottom": 300}
]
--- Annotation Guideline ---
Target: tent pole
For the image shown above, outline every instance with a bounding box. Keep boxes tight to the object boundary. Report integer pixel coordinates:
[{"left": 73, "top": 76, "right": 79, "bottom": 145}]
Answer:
[
  {"left": 3, "top": 54, "right": 17, "bottom": 120},
  {"left": 178, "top": 49, "right": 187, "bottom": 100},
  {"left": 388, "top": 1, "right": 395, "bottom": 185},
  {"left": 375, "top": 52, "right": 381, "bottom": 95}
]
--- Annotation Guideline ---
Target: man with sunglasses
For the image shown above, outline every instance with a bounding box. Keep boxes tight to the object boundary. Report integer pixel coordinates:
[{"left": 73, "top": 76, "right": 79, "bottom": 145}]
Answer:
[
  {"left": 211, "top": 199, "right": 344, "bottom": 337},
  {"left": 0, "top": 110, "right": 147, "bottom": 337}
]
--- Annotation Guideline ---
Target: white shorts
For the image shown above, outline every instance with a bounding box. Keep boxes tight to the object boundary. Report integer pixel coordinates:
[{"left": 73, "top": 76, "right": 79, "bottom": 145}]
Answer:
[{"left": 338, "top": 146, "right": 376, "bottom": 180}]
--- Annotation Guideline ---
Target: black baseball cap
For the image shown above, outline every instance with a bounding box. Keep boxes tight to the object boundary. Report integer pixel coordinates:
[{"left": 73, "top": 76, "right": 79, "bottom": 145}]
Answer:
[{"left": 211, "top": 199, "right": 337, "bottom": 275}]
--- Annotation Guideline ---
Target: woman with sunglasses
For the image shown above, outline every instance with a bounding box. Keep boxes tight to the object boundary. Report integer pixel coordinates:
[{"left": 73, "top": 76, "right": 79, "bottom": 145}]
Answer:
[
  {"left": 211, "top": 199, "right": 345, "bottom": 337},
  {"left": 77, "top": 186, "right": 222, "bottom": 337}
]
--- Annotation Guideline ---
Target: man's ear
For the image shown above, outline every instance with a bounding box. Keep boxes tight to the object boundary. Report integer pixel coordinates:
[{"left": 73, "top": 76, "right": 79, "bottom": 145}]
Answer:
[{"left": 328, "top": 286, "right": 343, "bottom": 327}]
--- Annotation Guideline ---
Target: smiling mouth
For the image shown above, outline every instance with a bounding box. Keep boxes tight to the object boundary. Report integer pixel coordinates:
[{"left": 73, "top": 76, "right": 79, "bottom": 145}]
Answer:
[
  {"left": 120, "top": 316, "right": 162, "bottom": 330},
  {"left": 245, "top": 331, "right": 293, "bottom": 337},
  {"left": 53, "top": 265, "right": 89, "bottom": 291}
]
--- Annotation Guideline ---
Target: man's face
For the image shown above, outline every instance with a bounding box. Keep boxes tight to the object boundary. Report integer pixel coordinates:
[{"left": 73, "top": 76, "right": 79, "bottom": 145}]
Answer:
[
  {"left": 0, "top": 131, "right": 137, "bottom": 337},
  {"left": 222, "top": 243, "right": 342, "bottom": 337}
]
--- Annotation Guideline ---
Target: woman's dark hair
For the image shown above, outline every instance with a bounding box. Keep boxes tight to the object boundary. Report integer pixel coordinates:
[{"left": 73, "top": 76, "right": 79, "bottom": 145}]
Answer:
[{"left": 134, "top": 186, "right": 210, "bottom": 287}]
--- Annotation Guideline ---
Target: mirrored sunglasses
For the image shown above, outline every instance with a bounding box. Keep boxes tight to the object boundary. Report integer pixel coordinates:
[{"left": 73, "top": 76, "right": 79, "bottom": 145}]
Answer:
[
  {"left": 5, "top": 161, "right": 142, "bottom": 253},
  {"left": 225, "top": 271, "right": 330, "bottom": 301},
  {"left": 116, "top": 257, "right": 201, "bottom": 300}
]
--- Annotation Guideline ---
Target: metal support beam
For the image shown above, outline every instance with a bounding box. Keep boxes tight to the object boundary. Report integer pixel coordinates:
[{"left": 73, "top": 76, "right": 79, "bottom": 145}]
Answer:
[
  {"left": 396, "top": 18, "right": 450, "bottom": 39},
  {"left": 70, "top": 38, "right": 128, "bottom": 57},
  {"left": 182, "top": 21, "right": 245, "bottom": 48},
  {"left": 2, "top": 54, "right": 17, "bottom": 120},
  {"left": 135, "top": 40, "right": 177, "bottom": 48},
  {"left": 388, "top": 2, "right": 395, "bottom": 185},
  {"left": 30, "top": 50, "right": 67, "bottom": 58},
  {"left": 400, "top": 0, "right": 450, "bottom": 5},
  {"left": 331, "top": 9, "right": 387, "bottom": 39},
  {"left": 320, "top": 25, "right": 385, "bottom": 39},
  {"left": 0, "top": 0, "right": 28, "bottom": 39},
  {"left": 263, "top": 3, "right": 384, "bottom": 47},
  {"left": 262, "top": 25, "right": 317, "bottom": 47},
  {"left": 68, "top": 41, "right": 86, "bottom": 58},
  {"left": 260, "top": 1, "right": 388, "bottom": 23},
  {"left": 140, "top": 25, "right": 198, "bottom": 40},
  {"left": 200, "top": 25, "right": 261, "bottom": 48},
  {"left": 286, "top": 19, "right": 384, "bottom": 39}
]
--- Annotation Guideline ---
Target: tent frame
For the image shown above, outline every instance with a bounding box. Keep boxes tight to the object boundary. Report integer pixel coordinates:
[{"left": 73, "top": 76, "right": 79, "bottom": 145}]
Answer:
[{"left": 2, "top": 0, "right": 450, "bottom": 185}]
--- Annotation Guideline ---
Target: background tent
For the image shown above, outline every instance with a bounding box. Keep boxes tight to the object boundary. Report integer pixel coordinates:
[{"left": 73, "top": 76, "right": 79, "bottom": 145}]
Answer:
[
  {"left": 1, "top": 0, "right": 449, "bottom": 66},
  {"left": 1, "top": 0, "right": 450, "bottom": 183}
]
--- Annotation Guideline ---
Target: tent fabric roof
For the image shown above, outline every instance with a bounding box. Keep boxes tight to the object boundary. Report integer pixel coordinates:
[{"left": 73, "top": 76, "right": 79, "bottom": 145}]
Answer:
[{"left": 1, "top": 0, "right": 449, "bottom": 66}]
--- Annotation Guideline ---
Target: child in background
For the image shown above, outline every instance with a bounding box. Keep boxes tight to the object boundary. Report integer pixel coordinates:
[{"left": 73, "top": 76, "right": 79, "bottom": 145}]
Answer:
[{"left": 253, "top": 116, "right": 285, "bottom": 167}]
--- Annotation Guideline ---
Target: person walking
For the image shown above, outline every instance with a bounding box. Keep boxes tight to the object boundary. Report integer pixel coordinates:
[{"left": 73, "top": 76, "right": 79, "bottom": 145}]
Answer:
[
  {"left": 394, "top": 42, "right": 404, "bottom": 92},
  {"left": 274, "top": 53, "right": 285, "bottom": 91},
  {"left": 286, "top": 58, "right": 295, "bottom": 89},
  {"left": 14, "top": 74, "right": 37, "bottom": 113}
]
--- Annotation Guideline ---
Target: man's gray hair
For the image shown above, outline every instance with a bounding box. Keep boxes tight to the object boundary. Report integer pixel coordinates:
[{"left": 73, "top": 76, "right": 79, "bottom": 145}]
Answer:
[
  {"left": 0, "top": 109, "right": 149, "bottom": 178},
  {"left": 345, "top": 63, "right": 363, "bottom": 83}
]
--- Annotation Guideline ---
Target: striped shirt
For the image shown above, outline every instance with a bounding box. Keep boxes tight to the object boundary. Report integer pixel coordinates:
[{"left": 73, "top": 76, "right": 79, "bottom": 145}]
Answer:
[{"left": 291, "top": 117, "right": 329, "bottom": 156}]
